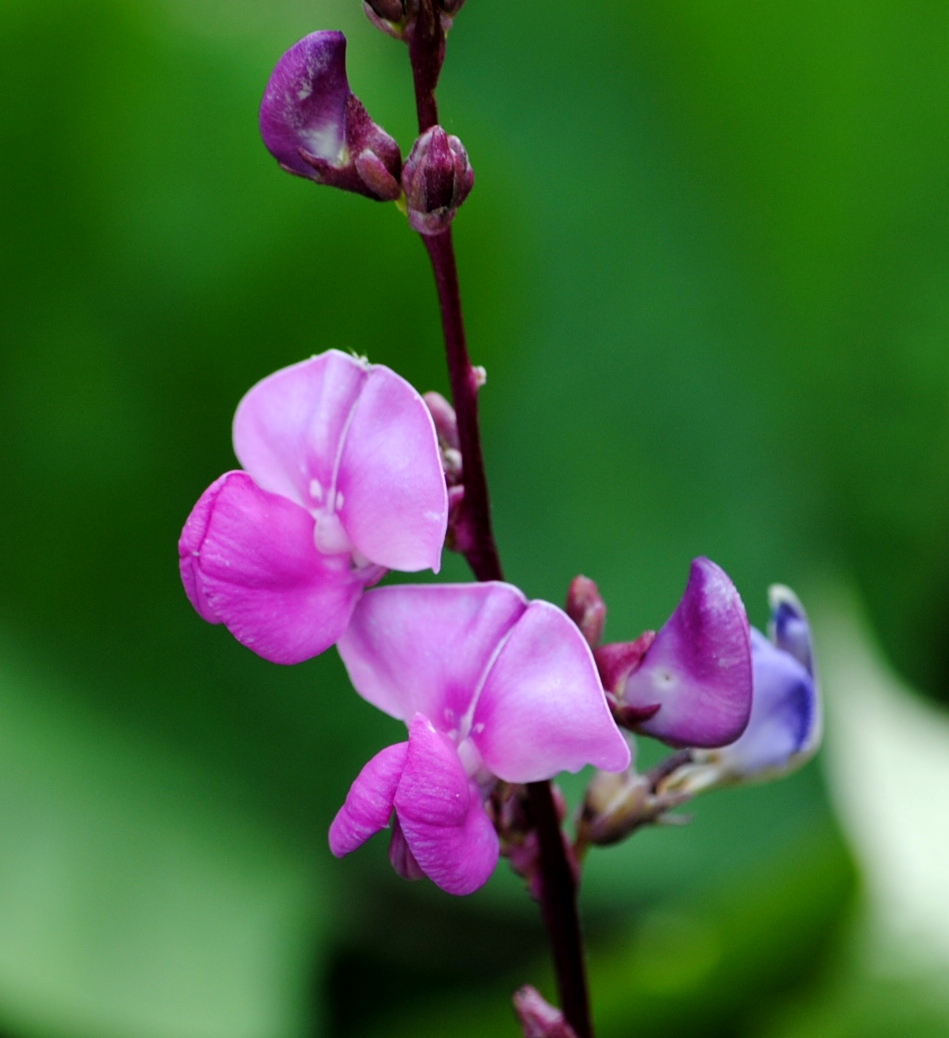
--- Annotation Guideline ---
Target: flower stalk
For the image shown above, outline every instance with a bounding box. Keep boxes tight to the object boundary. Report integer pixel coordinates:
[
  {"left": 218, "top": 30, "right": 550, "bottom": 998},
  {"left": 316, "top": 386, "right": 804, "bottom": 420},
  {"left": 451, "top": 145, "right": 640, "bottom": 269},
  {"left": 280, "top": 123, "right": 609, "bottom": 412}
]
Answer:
[{"left": 405, "top": 3, "right": 593, "bottom": 1033}]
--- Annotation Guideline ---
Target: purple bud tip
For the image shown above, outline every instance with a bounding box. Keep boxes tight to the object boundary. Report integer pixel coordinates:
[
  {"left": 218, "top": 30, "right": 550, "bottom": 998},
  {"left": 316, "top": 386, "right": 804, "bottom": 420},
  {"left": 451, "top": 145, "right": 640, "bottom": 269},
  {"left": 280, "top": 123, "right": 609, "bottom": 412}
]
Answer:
[
  {"left": 622, "top": 557, "right": 753, "bottom": 748},
  {"left": 260, "top": 32, "right": 351, "bottom": 178},
  {"left": 513, "top": 986, "right": 578, "bottom": 1038},
  {"left": 565, "top": 575, "right": 607, "bottom": 648},
  {"left": 402, "top": 126, "right": 475, "bottom": 235},
  {"left": 769, "top": 584, "right": 813, "bottom": 675}
]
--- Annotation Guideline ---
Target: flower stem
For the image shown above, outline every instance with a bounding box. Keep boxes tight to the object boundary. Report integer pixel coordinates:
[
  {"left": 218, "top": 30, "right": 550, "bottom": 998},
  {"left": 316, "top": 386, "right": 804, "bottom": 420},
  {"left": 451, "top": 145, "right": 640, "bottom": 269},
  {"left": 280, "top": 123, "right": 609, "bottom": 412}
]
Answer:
[{"left": 406, "top": 4, "right": 594, "bottom": 1034}]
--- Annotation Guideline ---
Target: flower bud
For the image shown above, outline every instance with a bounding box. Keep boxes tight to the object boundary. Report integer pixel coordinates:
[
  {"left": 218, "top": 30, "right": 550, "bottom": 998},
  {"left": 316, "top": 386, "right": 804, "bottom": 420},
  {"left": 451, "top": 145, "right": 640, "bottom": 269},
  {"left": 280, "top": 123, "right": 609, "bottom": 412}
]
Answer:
[
  {"left": 577, "top": 767, "right": 688, "bottom": 848},
  {"left": 402, "top": 126, "right": 474, "bottom": 234},
  {"left": 363, "top": 0, "right": 410, "bottom": 40},
  {"left": 439, "top": 0, "right": 468, "bottom": 13},
  {"left": 606, "top": 558, "right": 753, "bottom": 748},
  {"left": 513, "top": 986, "right": 578, "bottom": 1038},
  {"left": 565, "top": 575, "right": 606, "bottom": 649},
  {"left": 260, "top": 32, "right": 402, "bottom": 201}
]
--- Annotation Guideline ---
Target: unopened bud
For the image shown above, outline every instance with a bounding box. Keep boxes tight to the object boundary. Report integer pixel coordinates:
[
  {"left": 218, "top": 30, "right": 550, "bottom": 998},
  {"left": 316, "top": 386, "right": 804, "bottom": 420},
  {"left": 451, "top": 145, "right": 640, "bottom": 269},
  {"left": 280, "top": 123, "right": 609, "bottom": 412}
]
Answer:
[
  {"left": 402, "top": 126, "right": 474, "bottom": 235},
  {"left": 513, "top": 986, "right": 578, "bottom": 1038},
  {"left": 578, "top": 767, "right": 690, "bottom": 848},
  {"left": 260, "top": 32, "right": 402, "bottom": 201},
  {"left": 439, "top": 0, "right": 468, "bottom": 14},
  {"left": 363, "top": 0, "right": 410, "bottom": 39},
  {"left": 565, "top": 575, "right": 607, "bottom": 648}
]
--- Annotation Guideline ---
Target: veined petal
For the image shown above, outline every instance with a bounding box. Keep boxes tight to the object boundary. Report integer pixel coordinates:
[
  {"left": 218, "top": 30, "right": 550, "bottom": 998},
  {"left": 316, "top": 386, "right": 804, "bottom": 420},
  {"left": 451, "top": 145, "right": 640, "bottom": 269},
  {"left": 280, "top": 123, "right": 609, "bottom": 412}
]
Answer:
[
  {"left": 337, "top": 364, "right": 448, "bottom": 572},
  {"left": 394, "top": 715, "right": 499, "bottom": 895},
  {"left": 178, "top": 471, "right": 362, "bottom": 664},
  {"left": 473, "top": 601, "right": 630, "bottom": 782},
  {"left": 259, "top": 31, "right": 351, "bottom": 178},
  {"left": 625, "top": 557, "right": 753, "bottom": 748},
  {"left": 329, "top": 741, "right": 408, "bottom": 857},
  {"left": 232, "top": 352, "right": 367, "bottom": 511},
  {"left": 337, "top": 583, "right": 528, "bottom": 728}
]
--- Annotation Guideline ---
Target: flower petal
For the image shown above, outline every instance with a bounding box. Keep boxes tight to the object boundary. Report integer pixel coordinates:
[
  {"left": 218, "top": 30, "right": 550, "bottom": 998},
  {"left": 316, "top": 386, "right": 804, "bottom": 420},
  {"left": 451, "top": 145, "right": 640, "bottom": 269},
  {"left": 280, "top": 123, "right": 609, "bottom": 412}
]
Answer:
[
  {"left": 714, "top": 628, "right": 818, "bottom": 777},
  {"left": 394, "top": 715, "right": 499, "bottom": 895},
  {"left": 329, "top": 741, "right": 409, "bottom": 857},
  {"left": 624, "top": 557, "right": 753, "bottom": 748},
  {"left": 337, "top": 582, "right": 528, "bottom": 728},
  {"left": 337, "top": 364, "right": 448, "bottom": 571},
  {"left": 259, "top": 31, "right": 351, "bottom": 178},
  {"left": 232, "top": 352, "right": 367, "bottom": 512},
  {"left": 178, "top": 471, "right": 362, "bottom": 664},
  {"left": 472, "top": 600, "right": 631, "bottom": 782}
]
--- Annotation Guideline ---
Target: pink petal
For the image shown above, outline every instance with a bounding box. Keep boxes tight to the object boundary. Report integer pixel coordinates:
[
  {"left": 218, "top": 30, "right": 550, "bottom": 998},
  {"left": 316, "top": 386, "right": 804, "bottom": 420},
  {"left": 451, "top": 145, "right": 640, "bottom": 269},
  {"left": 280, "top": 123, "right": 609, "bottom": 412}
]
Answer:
[
  {"left": 329, "top": 741, "right": 409, "bottom": 857},
  {"left": 472, "top": 601, "right": 631, "bottom": 782},
  {"left": 232, "top": 352, "right": 367, "bottom": 511},
  {"left": 178, "top": 471, "right": 362, "bottom": 664},
  {"left": 337, "top": 364, "right": 448, "bottom": 571},
  {"left": 394, "top": 715, "right": 499, "bottom": 895},
  {"left": 337, "top": 583, "right": 528, "bottom": 727},
  {"left": 624, "top": 557, "right": 753, "bottom": 747}
]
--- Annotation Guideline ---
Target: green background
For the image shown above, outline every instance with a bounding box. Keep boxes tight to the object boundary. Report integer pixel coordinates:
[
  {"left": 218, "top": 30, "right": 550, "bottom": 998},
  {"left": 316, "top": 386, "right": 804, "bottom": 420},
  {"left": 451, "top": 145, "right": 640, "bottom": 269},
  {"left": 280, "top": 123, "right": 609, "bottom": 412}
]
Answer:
[{"left": 1, "top": 0, "right": 947, "bottom": 1035}]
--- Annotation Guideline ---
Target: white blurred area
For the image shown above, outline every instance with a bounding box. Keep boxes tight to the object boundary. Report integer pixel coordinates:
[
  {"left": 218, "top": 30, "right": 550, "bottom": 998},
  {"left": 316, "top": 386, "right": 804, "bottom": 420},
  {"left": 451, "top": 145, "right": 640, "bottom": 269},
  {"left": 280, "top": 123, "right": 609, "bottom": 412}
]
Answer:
[{"left": 817, "top": 585, "right": 949, "bottom": 996}]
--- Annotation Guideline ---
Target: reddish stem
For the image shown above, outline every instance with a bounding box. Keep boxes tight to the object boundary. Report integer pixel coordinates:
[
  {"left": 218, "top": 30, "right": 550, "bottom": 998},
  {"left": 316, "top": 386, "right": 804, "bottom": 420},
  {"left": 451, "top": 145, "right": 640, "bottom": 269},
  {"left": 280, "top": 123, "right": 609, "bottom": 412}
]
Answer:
[{"left": 406, "top": 4, "right": 595, "bottom": 1035}]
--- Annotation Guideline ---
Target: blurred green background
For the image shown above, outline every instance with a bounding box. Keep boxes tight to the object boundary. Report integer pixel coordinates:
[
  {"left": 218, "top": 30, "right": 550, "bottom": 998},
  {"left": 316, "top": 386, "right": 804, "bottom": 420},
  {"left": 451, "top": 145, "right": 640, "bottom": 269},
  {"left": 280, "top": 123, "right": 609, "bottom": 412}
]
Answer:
[{"left": 2, "top": 0, "right": 948, "bottom": 1035}]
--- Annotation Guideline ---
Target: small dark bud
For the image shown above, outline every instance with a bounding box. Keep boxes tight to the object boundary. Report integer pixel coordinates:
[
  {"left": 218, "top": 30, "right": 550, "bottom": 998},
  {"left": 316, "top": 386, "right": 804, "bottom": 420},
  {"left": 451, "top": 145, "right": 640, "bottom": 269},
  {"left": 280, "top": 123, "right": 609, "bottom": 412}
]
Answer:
[
  {"left": 439, "top": 0, "right": 468, "bottom": 13},
  {"left": 565, "top": 575, "right": 607, "bottom": 648},
  {"left": 402, "top": 126, "right": 475, "bottom": 235},
  {"left": 367, "top": 0, "right": 405, "bottom": 19},
  {"left": 363, "top": 0, "right": 411, "bottom": 39}
]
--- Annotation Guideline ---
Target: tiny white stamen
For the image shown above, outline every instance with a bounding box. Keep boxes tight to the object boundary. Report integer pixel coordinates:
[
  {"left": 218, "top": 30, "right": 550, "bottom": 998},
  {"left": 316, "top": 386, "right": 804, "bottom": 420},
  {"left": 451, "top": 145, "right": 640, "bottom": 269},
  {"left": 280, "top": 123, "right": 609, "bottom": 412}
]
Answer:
[{"left": 309, "top": 478, "right": 324, "bottom": 503}]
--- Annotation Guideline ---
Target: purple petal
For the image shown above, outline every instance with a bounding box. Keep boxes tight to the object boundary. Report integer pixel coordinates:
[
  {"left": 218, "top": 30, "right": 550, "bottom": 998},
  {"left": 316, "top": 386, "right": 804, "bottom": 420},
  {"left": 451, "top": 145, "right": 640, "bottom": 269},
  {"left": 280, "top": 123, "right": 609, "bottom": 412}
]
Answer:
[
  {"left": 394, "top": 715, "right": 499, "bottom": 895},
  {"left": 178, "top": 471, "right": 362, "bottom": 664},
  {"left": 232, "top": 352, "right": 367, "bottom": 512},
  {"left": 337, "top": 364, "right": 448, "bottom": 571},
  {"left": 714, "top": 628, "right": 818, "bottom": 776},
  {"left": 259, "top": 31, "right": 351, "bottom": 178},
  {"left": 769, "top": 584, "right": 814, "bottom": 675},
  {"left": 473, "top": 601, "right": 630, "bottom": 782},
  {"left": 624, "top": 557, "right": 753, "bottom": 748},
  {"left": 337, "top": 582, "right": 528, "bottom": 729},
  {"left": 329, "top": 741, "right": 408, "bottom": 857}
]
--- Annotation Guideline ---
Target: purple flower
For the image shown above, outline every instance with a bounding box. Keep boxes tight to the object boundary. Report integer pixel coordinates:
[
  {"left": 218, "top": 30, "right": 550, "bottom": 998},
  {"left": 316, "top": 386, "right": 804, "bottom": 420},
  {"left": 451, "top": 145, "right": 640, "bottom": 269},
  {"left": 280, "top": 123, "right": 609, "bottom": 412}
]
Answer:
[
  {"left": 597, "top": 557, "right": 754, "bottom": 748},
  {"left": 663, "top": 585, "right": 821, "bottom": 794},
  {"left": 259, "top": 31, "right": 403, "bottom": 201},
  {"left": 179, "top": 352, "right": 448, "bottom": 664},
  {"left": 329, "top": 582, "right": 631, "bottom": 895}
]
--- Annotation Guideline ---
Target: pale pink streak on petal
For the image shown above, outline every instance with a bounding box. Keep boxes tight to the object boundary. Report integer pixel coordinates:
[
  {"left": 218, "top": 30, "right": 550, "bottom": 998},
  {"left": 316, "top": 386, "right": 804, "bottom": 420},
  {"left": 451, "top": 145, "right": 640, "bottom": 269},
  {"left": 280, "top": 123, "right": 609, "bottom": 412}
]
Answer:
[
  {"left": 473, "top": 601, "right": 630, "bottom": 782},
  {"left": 232, "top": 352, "right": 367, "bottom": 510},
  {"left": 337, "top": 583, "right": 528, "bottom": 727},
  {"left": 329, "top": 741, "right": 409, "bottom": 857},
  {"left": 178, "top": 471, "right": 362, "bottom": 664},
  {"left": 337, "top": 364, "right": 448, "bottom": 572},
  {"left": 394, "top": 715, "right": 499, "bottom": 895},
  {"left": 626, "top": 557, "right": 753, "bottom": 748}
]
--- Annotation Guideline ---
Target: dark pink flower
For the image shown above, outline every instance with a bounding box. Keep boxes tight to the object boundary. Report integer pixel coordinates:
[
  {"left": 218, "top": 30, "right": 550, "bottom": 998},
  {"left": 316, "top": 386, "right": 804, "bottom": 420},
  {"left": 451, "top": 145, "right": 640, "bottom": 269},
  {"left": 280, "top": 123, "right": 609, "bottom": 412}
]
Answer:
[
  {"left": 179, "top": 351, "right": 448, "bottom": 664},
  {"left": 597, "top": 557, "right": 754, "bottom": 748},
  {"left": 329, "top": 582, "right": 631, "bottom": 894},
  {"left": 259, "top": 31, "right": 403, "bottom": 201}
]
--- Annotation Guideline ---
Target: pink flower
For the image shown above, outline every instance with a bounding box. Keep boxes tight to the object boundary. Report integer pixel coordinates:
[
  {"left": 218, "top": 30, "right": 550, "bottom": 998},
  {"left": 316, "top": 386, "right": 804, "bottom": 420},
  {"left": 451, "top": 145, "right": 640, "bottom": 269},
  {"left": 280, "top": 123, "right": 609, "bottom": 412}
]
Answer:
[
  {"left": 329, "top": 582, "right": 631, "bottom": 895},
  {"left": 179, "top": 351, "right": 448, "bottom": 664}
]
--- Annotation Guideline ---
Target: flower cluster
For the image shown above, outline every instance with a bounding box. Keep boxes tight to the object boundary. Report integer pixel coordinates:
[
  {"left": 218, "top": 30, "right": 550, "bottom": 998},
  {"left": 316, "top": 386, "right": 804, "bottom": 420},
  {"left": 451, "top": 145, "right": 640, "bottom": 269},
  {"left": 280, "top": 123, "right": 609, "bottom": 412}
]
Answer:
[
  {"left": 180, "top": 350, "right": 820, "bottom": 894},
  {"left": 180, "top": 19, "right": 823, "bottom": 905}
]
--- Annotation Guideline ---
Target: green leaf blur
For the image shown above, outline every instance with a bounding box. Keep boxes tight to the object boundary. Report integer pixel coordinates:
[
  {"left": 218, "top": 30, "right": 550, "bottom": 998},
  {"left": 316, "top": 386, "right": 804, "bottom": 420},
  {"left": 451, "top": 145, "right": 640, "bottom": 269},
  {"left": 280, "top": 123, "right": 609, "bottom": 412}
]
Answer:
[{"left": 0, "top": 0, "right": 946, "bottom": 1035}]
